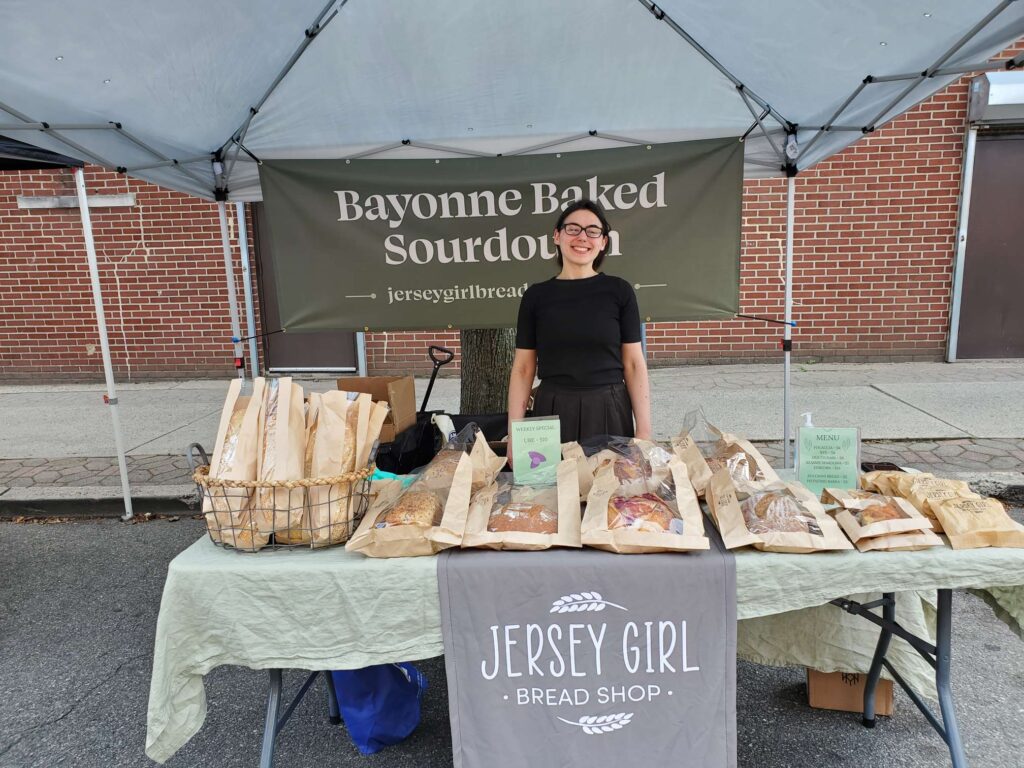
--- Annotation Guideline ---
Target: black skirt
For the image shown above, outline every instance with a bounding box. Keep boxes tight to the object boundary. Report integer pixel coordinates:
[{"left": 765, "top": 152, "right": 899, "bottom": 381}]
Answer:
[{"left": 532, "top": 381, "right": 634, "bottom": 444}]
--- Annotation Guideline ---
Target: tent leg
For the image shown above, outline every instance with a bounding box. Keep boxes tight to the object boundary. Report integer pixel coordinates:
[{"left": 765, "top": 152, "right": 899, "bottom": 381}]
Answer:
[
  {"left": 947, "top": 126, "right": 977, "bottom": 363},
  {"left": 234, "top": 202, "right": 260, "bottom": 379},
  {"left": 216, "top": 200, "right": 246, "bottom": 386},
  {"left": 355, "top": 332, "right": 368, "bottom": 377},
  {"left": 783, "top": 175, "right": 795, "bottom": 468},
  {"left": 73, "top": 168, "right": 134, "bottom": 521}
]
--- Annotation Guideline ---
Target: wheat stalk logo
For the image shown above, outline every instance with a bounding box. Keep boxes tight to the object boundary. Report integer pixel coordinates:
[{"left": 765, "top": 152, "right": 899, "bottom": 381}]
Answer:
[
  {"left": 550, "top": 592, "right": 627, "bottom": 613},
  {"left": 557, "top": 713, "right": 634, "bottom": 734}
]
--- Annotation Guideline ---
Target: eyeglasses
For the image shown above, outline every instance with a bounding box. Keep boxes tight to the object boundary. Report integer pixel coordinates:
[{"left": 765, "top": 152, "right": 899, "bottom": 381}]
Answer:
[{"left": 560, "top": 222, "right": 606, "bottom": 239}]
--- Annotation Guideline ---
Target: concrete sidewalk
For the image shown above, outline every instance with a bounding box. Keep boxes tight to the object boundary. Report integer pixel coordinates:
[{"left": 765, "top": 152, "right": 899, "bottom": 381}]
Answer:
[{"left": 1, "top": 360, "right": 1023, "bottom": 515}]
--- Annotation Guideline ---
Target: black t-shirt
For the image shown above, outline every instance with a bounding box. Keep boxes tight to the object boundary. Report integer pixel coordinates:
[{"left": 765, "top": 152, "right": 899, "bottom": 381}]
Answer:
[{"left": 515, "top": 273, "right": 642, "bottom": 387}]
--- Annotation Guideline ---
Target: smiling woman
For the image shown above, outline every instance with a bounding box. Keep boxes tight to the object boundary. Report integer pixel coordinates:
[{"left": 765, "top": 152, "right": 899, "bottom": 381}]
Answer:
[{"left": 507, "top": 199, "right": 651, "bottom": 448}]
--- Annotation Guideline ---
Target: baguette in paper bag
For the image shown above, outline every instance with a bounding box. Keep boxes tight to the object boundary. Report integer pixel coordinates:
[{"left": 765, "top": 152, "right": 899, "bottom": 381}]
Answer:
[
  {"left": 204, "top": 378, "right": 267, "bottom": 550},
  {"left": 254, "top": 378, "right": 305, "bottom": 534}
]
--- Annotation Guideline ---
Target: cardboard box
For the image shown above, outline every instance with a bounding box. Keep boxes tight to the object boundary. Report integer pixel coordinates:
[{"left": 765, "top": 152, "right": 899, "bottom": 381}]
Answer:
[
  {"left": 806, "top": 669, "right": 893, "bottom": 716},
  {"left": 337, "top": 376, "right": 417, "bottom": 443}
]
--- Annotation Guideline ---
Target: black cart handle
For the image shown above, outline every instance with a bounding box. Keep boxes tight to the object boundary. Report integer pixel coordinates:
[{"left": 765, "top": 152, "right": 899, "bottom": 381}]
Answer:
[
  {"left": 429, "top": 345, "right": 455, "bottom": 365},
  {"left": 420, "top": 345, "right": 456, "bottom": 414}
]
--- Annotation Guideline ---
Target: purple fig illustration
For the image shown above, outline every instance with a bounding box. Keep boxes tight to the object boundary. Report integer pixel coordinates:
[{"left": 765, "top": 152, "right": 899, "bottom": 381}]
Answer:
[{"left": 528, "top": 451, "right": 545, "bottom": 469}]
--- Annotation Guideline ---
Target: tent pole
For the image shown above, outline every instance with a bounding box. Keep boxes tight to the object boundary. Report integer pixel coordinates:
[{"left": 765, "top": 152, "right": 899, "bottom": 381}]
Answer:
[
  {"left": 947, "top": 126, "right": 978, "bottom": 363},
  {"left": 784, "top": 175, "right": 795, "bottom": 468},
  {"left": 235, "top": 202, "right": 260, "bottom": 379},
  {"left": 0, "top": 99, "right": 114, "bottom": 169},
  {"left": 637, "top": 0, "right": 792, "bottom": 131},
  {"left": 356, "top": 333, "right": 368, "bottom": 376},
  {"left": 220, "top": 0, "right": 343, "bottom": 183},
  {"left": 73, "top": 167, "right": 134, "bottom": 521},
  {"left": 217, "top": 200, "right": 246, "bottom": 386}
]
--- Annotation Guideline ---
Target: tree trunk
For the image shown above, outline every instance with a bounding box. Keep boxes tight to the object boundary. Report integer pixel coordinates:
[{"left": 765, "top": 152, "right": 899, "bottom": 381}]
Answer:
[{"left": 459, "top": 328, "right": 515, "bottom": 414}]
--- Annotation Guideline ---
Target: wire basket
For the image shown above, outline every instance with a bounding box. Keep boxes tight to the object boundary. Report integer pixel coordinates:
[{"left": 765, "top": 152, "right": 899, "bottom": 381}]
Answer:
[{"left": 192, "top": 462, "right": 376, "bottom": 552}]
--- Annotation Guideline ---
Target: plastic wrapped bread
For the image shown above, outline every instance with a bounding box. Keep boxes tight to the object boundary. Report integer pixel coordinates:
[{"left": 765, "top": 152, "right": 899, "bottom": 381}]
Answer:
[
  {"left": 821, "top": 488, "right": 934, "bottom": 541},
  {"left": 672, "top": 416, "right": 779, "bottom": 496},
  {"left": 706, "top": 470, "right": 852, "bottom": 553},
  {"left": 581, "top": 455, "right": 708, "bottom": 554},
  {"left": 348, "top": 429, "right": 503, "bottom": 557},
  {"left": 462, "top": 459, "right": 581, "bottom": 551}
]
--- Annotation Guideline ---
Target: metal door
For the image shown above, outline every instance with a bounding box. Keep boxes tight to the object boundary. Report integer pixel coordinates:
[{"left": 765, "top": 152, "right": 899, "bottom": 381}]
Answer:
[
  {"left": 957, "top": 132, "right": 1024, "bottom": 358},
  {"left": 252, "top": 202, "right": 358, "bottom": 372}
]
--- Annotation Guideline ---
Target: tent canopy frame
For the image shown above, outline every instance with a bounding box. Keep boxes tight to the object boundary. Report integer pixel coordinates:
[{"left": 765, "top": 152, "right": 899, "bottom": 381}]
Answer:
[{"left": 0, "top": 1, "right": 1020, "bottom": 195}]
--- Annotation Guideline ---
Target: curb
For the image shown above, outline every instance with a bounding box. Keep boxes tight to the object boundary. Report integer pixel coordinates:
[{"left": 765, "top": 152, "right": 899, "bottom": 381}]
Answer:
[
  {"left": 946, "top": 472, "right": 1024, "bottom": 504},
  {"left": 0, "top": 484, "right": 198, "bottom": 519}
]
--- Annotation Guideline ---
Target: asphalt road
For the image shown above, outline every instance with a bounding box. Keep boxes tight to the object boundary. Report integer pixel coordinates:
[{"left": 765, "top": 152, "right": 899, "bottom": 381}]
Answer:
[{"left": 1, "top": 517, "right": 1022, "bottom": 768}]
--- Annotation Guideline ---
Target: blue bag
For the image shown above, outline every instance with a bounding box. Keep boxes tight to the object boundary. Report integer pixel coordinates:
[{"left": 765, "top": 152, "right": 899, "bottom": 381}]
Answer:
[{"left": 331, "top": 663, "right": 427, "bottom": 755}]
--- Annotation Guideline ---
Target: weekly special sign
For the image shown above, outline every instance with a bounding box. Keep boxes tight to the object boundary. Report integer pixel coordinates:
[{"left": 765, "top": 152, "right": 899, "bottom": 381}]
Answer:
[
  {"left": 258, "top": 138, "right": 743, "bottom": 331},
  {"left": 438, "top": 547, "right": 737, "bottom": 768}
]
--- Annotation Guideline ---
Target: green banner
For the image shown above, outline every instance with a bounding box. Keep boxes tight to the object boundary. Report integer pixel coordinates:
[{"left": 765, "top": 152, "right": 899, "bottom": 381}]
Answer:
[{"left": 258, "top": 138, "right": 742, "bottom": 331}]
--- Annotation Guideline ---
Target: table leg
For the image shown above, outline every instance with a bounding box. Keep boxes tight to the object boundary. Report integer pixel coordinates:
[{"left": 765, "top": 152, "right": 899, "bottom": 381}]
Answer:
[
  {"left": 862, "top": 592, "right": 895, "bottom": 728},
  {"left": 935, "top": 589, "right": 968, "bottom": 768},
  {"left": 840, "top": 590, "right": 969, "bottom": 767},
  {"left": 323, "top": 671, "right": 342, "bottom": 725},
  {"left": 259, "top": 669, "right": 283, "bottom": 768}
]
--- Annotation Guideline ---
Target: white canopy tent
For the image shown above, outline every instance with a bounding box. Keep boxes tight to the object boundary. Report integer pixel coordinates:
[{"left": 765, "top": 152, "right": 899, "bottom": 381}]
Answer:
[{"left": 2, "top": 0, "right": 1022, "bottom": 518}]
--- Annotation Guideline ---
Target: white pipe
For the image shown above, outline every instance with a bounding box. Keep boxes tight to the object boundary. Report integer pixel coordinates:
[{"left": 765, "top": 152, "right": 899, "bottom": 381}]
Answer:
[
  {"left": 947, "top": 126, "right": 978, "bottom": 363},
  {"left": 784, "top": 175, "right": 795, "bottom": 468},
  {"left": 355, "top": 332, "right": 368, "bottom": 376},
  {"left": 216, "top": 200, "right": 245, "bottom": 385},
  {"left": 73, "top": 168, "right": 134, "bottom": 521},
  {"left": 234, "top": 202, "right": 260, "bottom": 379}
]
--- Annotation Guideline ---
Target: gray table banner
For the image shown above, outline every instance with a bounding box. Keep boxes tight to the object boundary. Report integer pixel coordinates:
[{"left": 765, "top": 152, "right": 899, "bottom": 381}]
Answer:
[{"left": 438, "top": 539, "right": 737, "bottom": 768}]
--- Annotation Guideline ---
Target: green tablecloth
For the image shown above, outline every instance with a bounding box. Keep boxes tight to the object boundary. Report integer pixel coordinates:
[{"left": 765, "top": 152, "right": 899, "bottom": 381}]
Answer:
[{"left": 145, "top": 536, "right": 1024, "bottom": 764}]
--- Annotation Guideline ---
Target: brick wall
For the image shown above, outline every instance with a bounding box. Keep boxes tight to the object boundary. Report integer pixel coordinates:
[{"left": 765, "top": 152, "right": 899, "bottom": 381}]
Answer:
[
  {"left": 365, "top": 39, "right": 1023, "bottom": 375},
  {"left": 364, "top": 330, "right": 463, "bottom": 377},
  {"left": 0, "top": 166, "right": 261, "bottom": 381},
  {"left": 1, "top": 39, "right": 1020, "bottom": 382}
]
